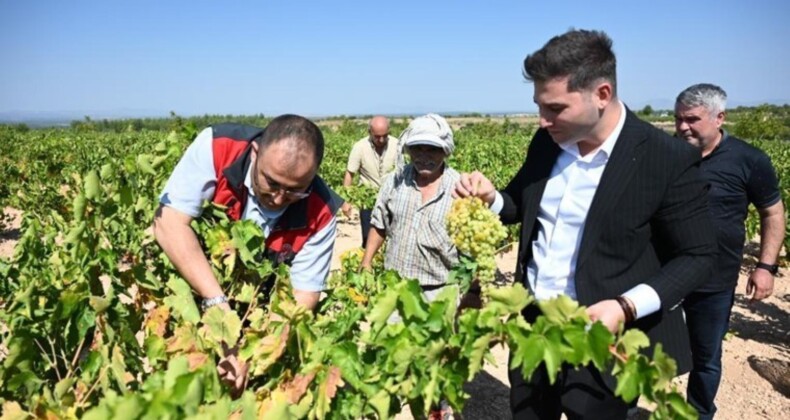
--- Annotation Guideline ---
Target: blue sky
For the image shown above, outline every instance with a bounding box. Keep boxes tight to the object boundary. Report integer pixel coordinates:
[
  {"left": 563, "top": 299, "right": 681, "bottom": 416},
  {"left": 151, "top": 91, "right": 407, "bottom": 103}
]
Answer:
[{"left": 1, "top": 0, "right": 788, "bottom": 118}]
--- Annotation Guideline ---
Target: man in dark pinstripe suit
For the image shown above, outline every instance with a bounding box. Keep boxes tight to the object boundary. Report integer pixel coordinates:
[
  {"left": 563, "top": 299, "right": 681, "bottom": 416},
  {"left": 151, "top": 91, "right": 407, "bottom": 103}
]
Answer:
[{"left": 455, "top": 29, "right": 717, "bottom": 419}]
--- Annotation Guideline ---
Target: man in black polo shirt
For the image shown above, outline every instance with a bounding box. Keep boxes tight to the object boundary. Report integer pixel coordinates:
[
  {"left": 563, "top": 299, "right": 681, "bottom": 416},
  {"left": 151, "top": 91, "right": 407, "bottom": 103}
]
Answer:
[{"left": 674, "top": 83, "right": 785, "bottom": 419}]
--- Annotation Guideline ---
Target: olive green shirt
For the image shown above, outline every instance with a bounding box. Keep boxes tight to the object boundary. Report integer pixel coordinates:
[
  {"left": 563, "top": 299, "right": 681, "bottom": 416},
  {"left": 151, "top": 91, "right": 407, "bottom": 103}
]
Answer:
[{"left": 346, "top": 135, "right": 399, "bottom": 188}]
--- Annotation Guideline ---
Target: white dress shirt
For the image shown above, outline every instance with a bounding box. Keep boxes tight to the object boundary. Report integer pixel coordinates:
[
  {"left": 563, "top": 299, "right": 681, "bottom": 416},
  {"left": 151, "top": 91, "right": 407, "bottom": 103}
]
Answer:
[{"left": 491, "top": 101, "right": 660, "bottom": 319}]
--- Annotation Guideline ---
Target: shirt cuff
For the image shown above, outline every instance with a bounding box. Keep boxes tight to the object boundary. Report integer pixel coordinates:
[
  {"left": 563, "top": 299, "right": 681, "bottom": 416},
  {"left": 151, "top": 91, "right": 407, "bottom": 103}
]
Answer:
[
  {"left": 489, "top": 192, "right": 504, "bottom": 215},
  {"left": 621, "top": 284, "right": 661, "bottom": 319},
  {"left": 290, "top": 279, "right": 326, "bottom": 292},
  {"left": 158, "top": 199, "right": 202, "bottom": 219}
]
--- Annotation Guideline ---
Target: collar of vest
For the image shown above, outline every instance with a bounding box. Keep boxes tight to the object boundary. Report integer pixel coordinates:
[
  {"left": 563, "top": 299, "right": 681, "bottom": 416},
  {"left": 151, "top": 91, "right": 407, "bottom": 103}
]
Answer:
[{"left": 221, "top": 144, "right": 254, "bottom": 196}]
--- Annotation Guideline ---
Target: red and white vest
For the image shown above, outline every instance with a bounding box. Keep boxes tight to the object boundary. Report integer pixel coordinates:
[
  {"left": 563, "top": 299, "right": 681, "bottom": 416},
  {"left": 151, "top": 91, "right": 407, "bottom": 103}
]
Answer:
[{"left": 209, "top": 123, "right": 342, "bottom": 265}]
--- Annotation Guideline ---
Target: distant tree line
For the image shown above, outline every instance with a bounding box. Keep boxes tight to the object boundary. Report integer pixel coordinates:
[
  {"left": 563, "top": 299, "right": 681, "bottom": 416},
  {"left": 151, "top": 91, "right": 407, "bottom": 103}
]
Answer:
[
  {"left": 636, "top": 104, "right": 789, "bottom": 141},
  {"left": 2, "top": 105, "right": 787, "bottom": 141}
]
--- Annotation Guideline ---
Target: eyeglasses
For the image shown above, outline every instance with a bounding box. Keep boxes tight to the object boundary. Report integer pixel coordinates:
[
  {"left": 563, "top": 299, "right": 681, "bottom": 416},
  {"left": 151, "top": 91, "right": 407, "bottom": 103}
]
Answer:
[
  {"left": 253, "top": 161, "right": 312, "bottom": 201},
  {"left": 260, "top": 188, "right": 310, "bottom": 201}
]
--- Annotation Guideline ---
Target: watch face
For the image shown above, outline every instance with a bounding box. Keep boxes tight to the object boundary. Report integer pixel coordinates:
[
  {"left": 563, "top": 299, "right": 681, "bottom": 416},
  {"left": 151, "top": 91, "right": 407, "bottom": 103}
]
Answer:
[{"left": 757, "top": 263, "right": 779, "bottom": 275}]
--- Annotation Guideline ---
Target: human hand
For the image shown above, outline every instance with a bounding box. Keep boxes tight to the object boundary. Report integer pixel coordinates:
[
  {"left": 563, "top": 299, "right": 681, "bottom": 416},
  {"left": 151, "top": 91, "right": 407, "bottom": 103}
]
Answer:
[
  {"left": 341, "top": 202, "right": 353, "bottom": 218},
  {"left": 586, "top": 299, "right": 627, "bottom": 334},
  {"left": 359, "top": 260, "right": 373, "bottom": 273},
  {"left": 746, "top": 268, "right": 774, "bottom": 302},
  {"left": 217, "top": 344, "right": 249, "bottom": 399},
  {"left": 454, "top": 171, "right": 496, "bottom": 205}
]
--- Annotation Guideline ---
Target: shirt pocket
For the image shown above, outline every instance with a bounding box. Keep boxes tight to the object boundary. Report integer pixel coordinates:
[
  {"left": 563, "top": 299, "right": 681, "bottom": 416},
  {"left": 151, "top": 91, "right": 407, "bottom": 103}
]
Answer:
[{"left": 418, "top": 211, "right": 458, "bottom": 265}]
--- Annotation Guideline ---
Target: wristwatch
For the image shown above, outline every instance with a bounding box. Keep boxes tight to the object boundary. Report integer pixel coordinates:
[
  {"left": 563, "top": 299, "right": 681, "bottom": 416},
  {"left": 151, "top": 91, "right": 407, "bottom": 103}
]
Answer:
[
  {"left": 755, "top": 262, "right": 779, "bottom": 275},
  {"left": 201, "top": 295, "right": 228, "bottom": 311}
]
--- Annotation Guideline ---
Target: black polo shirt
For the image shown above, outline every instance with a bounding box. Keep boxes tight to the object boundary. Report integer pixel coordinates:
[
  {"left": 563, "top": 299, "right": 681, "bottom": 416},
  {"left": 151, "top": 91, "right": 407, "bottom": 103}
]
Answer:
[{"left": 697, "top": 130, "right": 781, "bottom": 292}]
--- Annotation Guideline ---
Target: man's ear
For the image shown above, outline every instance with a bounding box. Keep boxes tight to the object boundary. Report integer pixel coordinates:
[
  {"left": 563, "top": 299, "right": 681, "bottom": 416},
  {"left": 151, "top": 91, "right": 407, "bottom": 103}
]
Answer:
[
  {"left": 594, "top": 81, "right": 614, "bottom": 109},
  {"left": 715, "top": 111, "right": 726, "bottom": 128}
]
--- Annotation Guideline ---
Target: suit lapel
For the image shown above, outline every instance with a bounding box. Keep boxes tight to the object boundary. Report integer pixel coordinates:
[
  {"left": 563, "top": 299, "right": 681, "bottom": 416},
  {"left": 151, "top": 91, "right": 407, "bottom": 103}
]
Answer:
[{"left": 576, "top": 111, "right": 646, "bottom": 271}]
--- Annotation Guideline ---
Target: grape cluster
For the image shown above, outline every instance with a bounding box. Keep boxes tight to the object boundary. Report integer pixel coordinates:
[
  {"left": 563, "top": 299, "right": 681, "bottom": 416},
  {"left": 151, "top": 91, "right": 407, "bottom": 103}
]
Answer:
[{"left": 446, "top": 196, "right": 508, "bottom": 283}]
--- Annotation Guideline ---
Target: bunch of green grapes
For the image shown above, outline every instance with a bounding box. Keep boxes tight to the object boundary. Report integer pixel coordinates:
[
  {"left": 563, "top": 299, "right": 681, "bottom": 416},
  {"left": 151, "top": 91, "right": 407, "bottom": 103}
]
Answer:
[{"left": 446, "top": 196, "right": 508, "bottom": 283}]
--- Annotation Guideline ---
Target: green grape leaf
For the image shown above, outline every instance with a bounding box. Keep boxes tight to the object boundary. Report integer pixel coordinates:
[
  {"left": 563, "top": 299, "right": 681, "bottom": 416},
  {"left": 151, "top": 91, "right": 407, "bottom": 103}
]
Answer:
[
  {"left": 314, "top": 367, "right": 344, "bottom": 420},
  {"left": 467, "top": 334, "right": 493, "bottom": 380},
  {"left": 368, "top": 389, "right": 392, "bottom": 420},
  {"left": 367, "top": 289, "right": 399, "bottom": 328},
  {"left": 587, "top": 321, "right": 615, "bottom": 370},
  {"left": 73, "top": 193, "right": 87, "bottom": 221},
  {"left": 137, "top": 154, "right": 157, "bottom": 175},
  {"left": 230, "top": 220, "right": 265, "bottom": 265},
  {"left": 651, "top": 344, "right": 677, "bottom": 390},
  {"left": 485, "top": 283, "right": 533, "bottom": 315},
  {"left": 84, "top": 170, "right": 101, "bottom": 200},
  {"left": 100, "top": 162, "right": 114, "bottom": 179},
  {"left": 666, "top": 391, "right": 698, "bottom": 419},
  {"left": 54, "top": 377, "right": 76, "bottom": 400},
  {"left": 537, "top": 294, "right": 588, "bottom": 324},
  {"left": 613, "top": 356, "right": 649, "bottom": 402},
  {"left": 234, "top": 283, "right": 256, "bottom": 303},
  {"left": 145, "top": 335, "right": 167, "bottom": 363},
  {"left": 164, "top": 355, "right": 190, "bottom": 389},
  {"left": 163, "top": 277, "right": 200, "bottom": 324},
  {"left": 199, "top": 306, "right": 241, "bottom": 345},
  {"left": 398, "top": 280, "right": 429, "bottom": 321},
  {"left": 618, "top": 329, "right": 650, "bottom": 356},
  {"left": 89, "top": 296, "right": 111, "bottom": 314}
]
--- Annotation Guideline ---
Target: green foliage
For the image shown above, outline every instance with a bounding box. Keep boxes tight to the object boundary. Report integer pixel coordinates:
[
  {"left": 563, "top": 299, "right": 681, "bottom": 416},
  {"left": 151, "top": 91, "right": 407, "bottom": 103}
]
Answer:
[
  {"left": 337, "top": 184, "right": 379, "bottom": 210},
  {"left": 745, "top": 139, "right": 790, "bottom": 260},
  {"left": 14, "top": 112, "right": 790, "bottom": 418},
  {"left": 730, "top": 104, "right": 789, "bottom": 141}
]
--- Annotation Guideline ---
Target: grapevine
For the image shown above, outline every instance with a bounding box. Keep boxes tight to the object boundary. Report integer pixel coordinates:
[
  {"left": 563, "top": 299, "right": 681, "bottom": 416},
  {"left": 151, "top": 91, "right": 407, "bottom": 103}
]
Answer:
[
  {"left": 9, "top": 115, "right": 788, "bottom": 418},
  {"left": 337, "top": 184, "right": 379, "bottom": 210}
]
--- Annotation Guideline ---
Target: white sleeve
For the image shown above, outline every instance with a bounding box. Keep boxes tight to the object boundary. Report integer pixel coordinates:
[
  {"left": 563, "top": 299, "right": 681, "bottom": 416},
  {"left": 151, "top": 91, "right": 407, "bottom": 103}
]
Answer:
[
  {"left": 288, "top": 216, "right": 337, "bottom": 292},
  {"left": 489, "top": 192, "right": 504, "bottom": 215},
  {"left": 158, "top": 127, "right": 217, "bottom": 218},
  {"left": 622, "top": 284, "right": 662, "bottom": 319}
]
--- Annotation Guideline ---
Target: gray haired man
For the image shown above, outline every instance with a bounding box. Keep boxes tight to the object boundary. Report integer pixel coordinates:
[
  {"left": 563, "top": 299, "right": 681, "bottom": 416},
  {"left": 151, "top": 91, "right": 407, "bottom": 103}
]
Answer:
[{"left": 675, "top": 83, "right": 785, "bottom": 420}]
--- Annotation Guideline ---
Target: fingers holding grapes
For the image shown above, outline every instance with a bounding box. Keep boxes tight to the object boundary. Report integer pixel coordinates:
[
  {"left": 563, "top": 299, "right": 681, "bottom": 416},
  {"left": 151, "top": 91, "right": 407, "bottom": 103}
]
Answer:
[{"left": 454, "top": 171, "right": 496, "bottom": 205}]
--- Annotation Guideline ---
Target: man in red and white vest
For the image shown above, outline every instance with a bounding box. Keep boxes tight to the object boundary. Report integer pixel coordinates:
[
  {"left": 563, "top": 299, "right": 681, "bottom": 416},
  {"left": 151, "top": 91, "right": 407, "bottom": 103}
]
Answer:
[{"left": 153, "top": 114, "right": 342, "bottom": 391}]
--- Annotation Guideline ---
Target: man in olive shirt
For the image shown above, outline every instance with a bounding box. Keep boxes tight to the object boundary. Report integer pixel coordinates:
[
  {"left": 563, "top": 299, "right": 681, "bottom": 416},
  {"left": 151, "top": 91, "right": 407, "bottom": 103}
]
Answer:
[{"left": 342, "top": 115, "right": 399, "bottom": 246}]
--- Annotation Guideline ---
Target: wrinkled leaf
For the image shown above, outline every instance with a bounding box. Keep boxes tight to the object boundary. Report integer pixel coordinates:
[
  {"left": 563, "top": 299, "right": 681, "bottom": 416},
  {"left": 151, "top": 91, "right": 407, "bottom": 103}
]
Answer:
[
  {"left": 485, "top": 283, "right": 533, "bottom": 315},
  {"left": 537, "top": 294, "right": 587, "bottom": 324},
  {"left": 199, "top": 306, "right": 241, "bottom": 345},
  {"left": 163, "top": 277, "right": 200, "bottom": 324}
]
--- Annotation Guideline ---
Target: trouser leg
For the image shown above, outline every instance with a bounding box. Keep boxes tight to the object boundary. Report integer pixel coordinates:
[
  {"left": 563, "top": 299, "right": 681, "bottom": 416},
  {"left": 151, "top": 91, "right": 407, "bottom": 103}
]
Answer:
[
  {"left": 360, "top": 208, "right": 372, "bottom": 248},
  {"left": 683, "top": 289, "right": 735, "bottom": 420}
]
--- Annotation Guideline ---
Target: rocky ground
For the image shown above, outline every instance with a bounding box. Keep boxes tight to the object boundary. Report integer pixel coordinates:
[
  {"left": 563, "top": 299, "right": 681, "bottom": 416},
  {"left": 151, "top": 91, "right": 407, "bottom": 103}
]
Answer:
[{"left": 1, "top": 207, "right": 787, "bottom": 419}]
